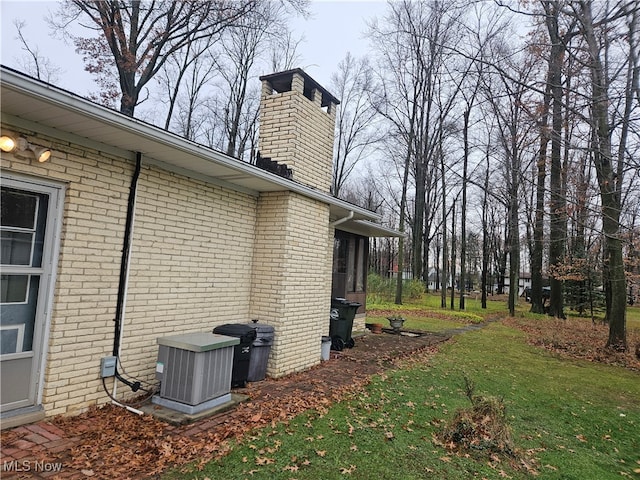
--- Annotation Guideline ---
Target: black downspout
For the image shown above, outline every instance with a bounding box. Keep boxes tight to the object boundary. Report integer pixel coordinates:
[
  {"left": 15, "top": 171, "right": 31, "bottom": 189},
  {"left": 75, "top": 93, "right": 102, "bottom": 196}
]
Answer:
[{"left": 113, "top": 153, "right": 142, "bottom": 392}]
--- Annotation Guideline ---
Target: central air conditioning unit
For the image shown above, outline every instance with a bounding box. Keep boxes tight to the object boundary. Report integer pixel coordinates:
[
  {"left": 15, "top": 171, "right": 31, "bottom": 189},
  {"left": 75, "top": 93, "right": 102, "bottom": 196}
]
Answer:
[{"left": 152, "top": 332, "right": 239, "bottom": 415}]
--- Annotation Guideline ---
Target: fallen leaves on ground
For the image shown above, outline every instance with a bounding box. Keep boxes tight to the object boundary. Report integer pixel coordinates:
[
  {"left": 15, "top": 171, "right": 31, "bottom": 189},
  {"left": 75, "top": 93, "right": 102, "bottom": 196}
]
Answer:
[
  {"left": 1, "top": 331, "right": 447, "bottom": 479},
  {"left": 502, "top": 316, "right": 640, "bottom": 371},
  {"left": 340, "top": 464, "right": 357, "bottom": 474}
]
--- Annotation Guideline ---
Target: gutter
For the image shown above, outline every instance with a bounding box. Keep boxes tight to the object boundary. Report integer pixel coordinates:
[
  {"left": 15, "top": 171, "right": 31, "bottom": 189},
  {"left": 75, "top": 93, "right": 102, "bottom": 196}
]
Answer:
[
  {"left": 1, "top": 66, "right": 381, "bottom": 224},
  {"left": 330, "top": 210, "right": 354, "bottom": 228}
]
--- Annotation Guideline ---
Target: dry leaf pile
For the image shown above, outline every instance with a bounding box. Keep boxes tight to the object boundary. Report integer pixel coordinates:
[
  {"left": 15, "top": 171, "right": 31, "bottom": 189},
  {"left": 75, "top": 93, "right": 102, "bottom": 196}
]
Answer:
[
  {"left": 437, "top": 395, "right": 514, "bottom": 455},
  {"left": 503, "top": 316, "right": 640, "bottom": 371}
]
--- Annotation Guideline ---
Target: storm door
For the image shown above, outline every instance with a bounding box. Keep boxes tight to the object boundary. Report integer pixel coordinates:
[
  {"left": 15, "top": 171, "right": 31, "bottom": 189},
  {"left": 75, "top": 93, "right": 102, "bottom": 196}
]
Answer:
[{"left": 1, "top": 177, "right": 61, "bottom": 413}]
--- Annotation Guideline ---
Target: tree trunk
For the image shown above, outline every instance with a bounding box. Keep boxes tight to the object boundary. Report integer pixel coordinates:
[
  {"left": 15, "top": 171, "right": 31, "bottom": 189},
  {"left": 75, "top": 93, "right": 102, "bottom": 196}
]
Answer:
[
  {"left": 497, "top": 228, "right": 508, "bottom": 295},
  {"left": 413, "top": 156, "right": 427, "bottom": 281},
  {"left": 579, "top": 1, "right": 627, "bottom": 350},
  {"left": 423, "top": 236, "right": 431, "bottom": 292},
  {"left": 436, "top": 236, "right": 441, "bottom": 291},
  {"left": 508, "top": 122, "right": 520, "bottom": 317},
  {"left": 440, "top": 148, "right": 448, "bottom": 309},
  {"left": 481, "top": 148, "right": 490, "bottom": 309},
  {"left": 450, "top": 200, "right": 456, "bottom": 310},
  {"left": 395, "top": 160, "right": 411, "bottom": 304},
  {"left": 545, "top": 3, "right": 567, "bottom": 319},
  {"left": 396, "top": 126, "right": 416, "bottom": 304},
  {"left": 530, "top": 75, "right": 552, "bottom": 314},
  {"left": 459, "top": 108, "right": 470, "bottom": 310},
  {"left": 580, "top": 2, "right": 627, "bottom": 351}
]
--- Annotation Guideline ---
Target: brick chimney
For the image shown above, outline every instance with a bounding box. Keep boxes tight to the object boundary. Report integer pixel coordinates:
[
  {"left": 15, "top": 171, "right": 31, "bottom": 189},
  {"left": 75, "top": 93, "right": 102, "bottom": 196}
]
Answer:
[
  {"left": 250, "top": 69, "right": 339, "bottom": 378},
  {"left": 258, "top": 69, "right": 339, "bottom": 193}
]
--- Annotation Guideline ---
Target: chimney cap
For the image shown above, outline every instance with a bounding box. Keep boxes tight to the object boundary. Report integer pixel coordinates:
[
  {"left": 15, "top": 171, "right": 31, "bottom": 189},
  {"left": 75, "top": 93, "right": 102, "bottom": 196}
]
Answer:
[{"left": 259, "top": 68, "right": 340, "bottom": 107}]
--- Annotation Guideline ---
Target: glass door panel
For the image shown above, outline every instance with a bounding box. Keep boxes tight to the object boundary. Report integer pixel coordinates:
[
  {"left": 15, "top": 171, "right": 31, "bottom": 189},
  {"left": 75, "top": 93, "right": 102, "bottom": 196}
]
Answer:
[{"left": 0, "top": 186, "right": 49, "bottom": 411}]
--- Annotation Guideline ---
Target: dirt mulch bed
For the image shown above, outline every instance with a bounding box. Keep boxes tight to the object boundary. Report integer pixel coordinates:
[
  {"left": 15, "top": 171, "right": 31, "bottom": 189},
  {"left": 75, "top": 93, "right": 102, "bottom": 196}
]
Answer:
[{"left": 1, "top": 331, "right": 448, "bottom": 479}]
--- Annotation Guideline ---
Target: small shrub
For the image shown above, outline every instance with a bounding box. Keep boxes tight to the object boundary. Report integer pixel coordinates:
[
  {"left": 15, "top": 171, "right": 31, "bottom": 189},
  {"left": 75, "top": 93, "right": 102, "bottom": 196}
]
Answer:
[
  {"left": 366, "top": 272, "right": 425, "bottom": 302},
  {"left": 404, "top": 278, "right": 426, "bottom": 299},
  {"left": 447, "top": 310, "right": 484, "bottom": 324}
]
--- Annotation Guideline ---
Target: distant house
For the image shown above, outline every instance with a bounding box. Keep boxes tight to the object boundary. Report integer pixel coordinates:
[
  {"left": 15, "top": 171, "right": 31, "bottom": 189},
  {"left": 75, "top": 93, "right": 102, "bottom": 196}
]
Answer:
[
  {"left": 496, "top": 273, "right": 532, "bottom": 297},
  {"left": 0, "top": 67, "right": 399, "bottom": 428}
]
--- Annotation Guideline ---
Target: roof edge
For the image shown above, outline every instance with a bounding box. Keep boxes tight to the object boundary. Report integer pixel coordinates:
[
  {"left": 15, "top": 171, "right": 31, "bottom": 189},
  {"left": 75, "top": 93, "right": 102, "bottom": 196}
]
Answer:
[{"left": 0, "top": 65, "right": 377, "bottom": 223}]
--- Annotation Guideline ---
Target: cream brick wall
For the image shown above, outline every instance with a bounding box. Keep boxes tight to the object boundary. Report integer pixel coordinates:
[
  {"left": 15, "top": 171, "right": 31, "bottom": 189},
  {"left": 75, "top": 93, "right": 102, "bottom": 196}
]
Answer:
[
  {"left": 118, "top": 166, "right": 257, "bottom": 388},
  {"left": 1, "top": 128, "right": 258, "bottom": 416},
  {"left": 250, "top": 191, "right": 332, "bottom": 376},
  {"left": 259, "top": 73, "right": 336, "bottom": 193},
  {"left": 2, "top": 71, "right": 344, "bottom": 418}
]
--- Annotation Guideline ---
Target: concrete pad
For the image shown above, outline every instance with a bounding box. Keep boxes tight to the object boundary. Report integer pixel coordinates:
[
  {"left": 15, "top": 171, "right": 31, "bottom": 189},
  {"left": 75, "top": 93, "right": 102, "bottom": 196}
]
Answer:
[{"left": 139, "top": 393, "right": 249, "bottom": 426}]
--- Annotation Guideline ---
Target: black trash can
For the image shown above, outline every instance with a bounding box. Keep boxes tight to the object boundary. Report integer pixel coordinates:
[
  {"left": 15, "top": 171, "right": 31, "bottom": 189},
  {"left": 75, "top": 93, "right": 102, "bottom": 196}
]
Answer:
[
  {"left": 212, "top": 324, "right": 256, "bottom": 387},
  {"left": 246, "top": 320, "right": 274, "bottom": 382},
  {"left": 329, "top": 298, "right": 361, "bottom": 351}
]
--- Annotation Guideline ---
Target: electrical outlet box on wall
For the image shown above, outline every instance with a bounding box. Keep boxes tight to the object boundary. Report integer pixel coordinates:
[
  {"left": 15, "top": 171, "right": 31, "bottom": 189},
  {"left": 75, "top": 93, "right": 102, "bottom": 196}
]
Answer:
[{"left": 100, "top": 356, "right": 117, "bottom": 378}]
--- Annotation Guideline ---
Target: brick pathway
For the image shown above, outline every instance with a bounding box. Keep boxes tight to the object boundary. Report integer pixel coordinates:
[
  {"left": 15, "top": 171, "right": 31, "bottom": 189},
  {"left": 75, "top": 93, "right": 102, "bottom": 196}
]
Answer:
[{"left": 0, "top": 331, "right": 449, "bottom": 479}]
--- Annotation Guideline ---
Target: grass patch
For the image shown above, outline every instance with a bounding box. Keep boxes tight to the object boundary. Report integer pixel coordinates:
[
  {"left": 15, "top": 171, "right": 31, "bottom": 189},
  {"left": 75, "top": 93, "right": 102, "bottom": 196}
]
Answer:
[
  {"left": 166, "top": 318, "right": 640, "bottom": 479},
  {"left": 365, "top": 312, "right": 469, "bottom": 333},
  {"left": 627, "top": 305, "right": 640, "bottom": 329},
  {"left": 367, "top": 293, "right": 498, "bottom": 332}
]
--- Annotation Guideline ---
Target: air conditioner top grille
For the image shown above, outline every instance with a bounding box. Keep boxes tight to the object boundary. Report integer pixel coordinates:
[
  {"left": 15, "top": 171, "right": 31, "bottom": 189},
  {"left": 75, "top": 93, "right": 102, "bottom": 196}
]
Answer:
[{"left": 157, "top": 332, "right": 239, "bottom": 352}]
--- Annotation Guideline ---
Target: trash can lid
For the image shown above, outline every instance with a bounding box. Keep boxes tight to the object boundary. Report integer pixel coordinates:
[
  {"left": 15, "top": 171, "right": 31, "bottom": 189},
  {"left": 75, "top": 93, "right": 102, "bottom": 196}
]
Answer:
[
  {"left": 331, "top": 298, "right": 362, "bottom": 308},
  {"left": 331, "top": 298, "right": 351, "bottom": 307},
  {"left": 213, "top": 323, "right": 257, "bottom": 341},
  {"left": 247, "top": 323, "right": 275, "bottom": 335}
]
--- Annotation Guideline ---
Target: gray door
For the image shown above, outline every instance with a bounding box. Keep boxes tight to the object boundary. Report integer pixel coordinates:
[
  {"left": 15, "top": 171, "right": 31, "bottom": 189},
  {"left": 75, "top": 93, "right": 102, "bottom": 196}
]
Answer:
[{"left": 1, "top": 179, "right": 60, "bottom": 413}]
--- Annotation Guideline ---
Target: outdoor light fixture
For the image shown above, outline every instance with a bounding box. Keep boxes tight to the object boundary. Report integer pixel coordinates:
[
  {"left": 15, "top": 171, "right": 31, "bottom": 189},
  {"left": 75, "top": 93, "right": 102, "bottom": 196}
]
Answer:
[
  {"left": 0, "top": 135, "right": 17, "bottom": 152},
  {"left": 0, "top": 134, "right": 51, "bottom": 162},
  {"left": 31, "top": 145, "right": 51, "bottom": 162}
]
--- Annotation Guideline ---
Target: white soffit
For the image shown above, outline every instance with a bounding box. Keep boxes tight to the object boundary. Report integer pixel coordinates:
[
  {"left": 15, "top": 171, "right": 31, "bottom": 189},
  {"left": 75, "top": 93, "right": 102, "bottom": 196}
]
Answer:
[{"left": 336, "top": 220, "right": 405, "bottom": 238}]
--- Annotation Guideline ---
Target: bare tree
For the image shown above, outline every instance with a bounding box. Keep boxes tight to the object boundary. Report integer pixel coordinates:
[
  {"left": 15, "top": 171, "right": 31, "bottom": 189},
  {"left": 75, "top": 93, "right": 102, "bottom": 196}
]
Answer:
[
  {"left": 529, "top": 67, "right": 552, "bottom": 314},
  {"left": 217, "top": 2, "right": 301, "bottom": 159},
  {"left": 268, "top": 31, "right": 304, "bottom": 72},
  {"left": 368, "top": 0, "right": 465, "bottom": 303},
  {"left": 330, "top": 53, "right": 379, "bottom": 197},
  {"left": 369, "top": 0, "right": 468, "bottom": 303},
  {"left": 481, "top": 35, "right": 538, "bottom": 316},
  {"left": 368, "top": 1, "right": 427, "bottom": 304},
  {"left": 456, "top": 2, "right": 508, "bottom": 309},
  {"left": 50, "top": 1, "right": 258, "bottom": 116},
  {"left": 12, "top": 20, "right": 61, "bottom": 83},
  {"left": 157, "top": 35, "right": 219, "bottom": 136},
  {"left": 157, "top": 42, "right": 219, "bottom": 140},
  {"left": 570, "top": 0, "right": 637, "bottom": 350},
  {"left": 542, "top": 0, "right": 578, "bottom": 319}
]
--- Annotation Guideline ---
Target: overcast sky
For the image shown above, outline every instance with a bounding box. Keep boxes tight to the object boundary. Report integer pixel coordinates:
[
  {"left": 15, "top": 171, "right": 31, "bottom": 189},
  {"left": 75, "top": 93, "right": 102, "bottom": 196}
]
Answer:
[{"left": 0, "top": 0, "right": 387, "bottom": 96}]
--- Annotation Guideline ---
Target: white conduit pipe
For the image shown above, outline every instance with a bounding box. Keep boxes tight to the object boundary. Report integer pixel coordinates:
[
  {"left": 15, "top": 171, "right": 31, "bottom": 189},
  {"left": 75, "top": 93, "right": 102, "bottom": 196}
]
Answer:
[
  {"left": 112, "top": 154, "right": 141, "bottom": 406},
  {"left": 111, "top": 400, "right": 144, "bottom": 416}
]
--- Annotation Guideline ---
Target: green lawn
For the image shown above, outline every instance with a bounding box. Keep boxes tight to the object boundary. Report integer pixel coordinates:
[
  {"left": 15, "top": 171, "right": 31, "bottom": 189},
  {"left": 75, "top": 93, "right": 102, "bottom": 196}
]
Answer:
[
  {"left": 626, "top": 304, "right": 640, "bottom": 331},
  {"left": 166, "top": 303, "right": 640, "bottom": 479},
  {"left": 367, "top": 293, "right": 504, "bottom": 332}
]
